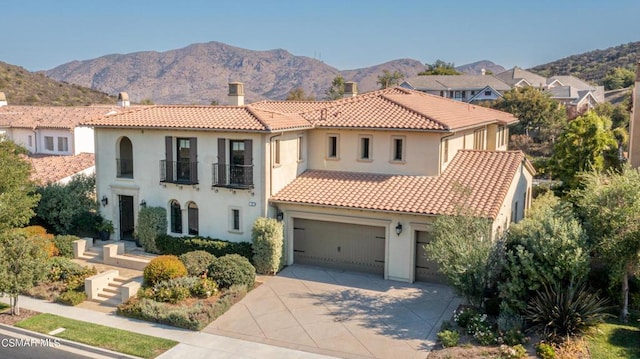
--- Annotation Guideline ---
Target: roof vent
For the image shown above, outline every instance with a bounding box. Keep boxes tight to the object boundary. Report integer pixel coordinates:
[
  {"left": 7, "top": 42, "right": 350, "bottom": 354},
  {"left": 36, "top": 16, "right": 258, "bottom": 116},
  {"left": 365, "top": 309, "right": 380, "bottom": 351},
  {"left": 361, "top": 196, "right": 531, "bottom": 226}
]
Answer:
[
  {"left": 228, "top": 82, "right": 245, "bottom": 106},
  {"left": 0, "top": 92, "right": 6, "bottom": 107},
  {"left": 343, "top": 82, "right": 358, "bottom": 98},
  {"left": 117, "top": 92, "right": 130, "bottom": 107}
]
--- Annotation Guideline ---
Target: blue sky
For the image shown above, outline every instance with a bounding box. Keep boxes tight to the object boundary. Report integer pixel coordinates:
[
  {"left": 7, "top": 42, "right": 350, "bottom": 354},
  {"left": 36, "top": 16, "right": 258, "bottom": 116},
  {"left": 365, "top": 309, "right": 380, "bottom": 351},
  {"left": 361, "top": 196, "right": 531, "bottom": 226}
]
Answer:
[{"left": 2, "top": 0, "right": 639, "bottom": 72}]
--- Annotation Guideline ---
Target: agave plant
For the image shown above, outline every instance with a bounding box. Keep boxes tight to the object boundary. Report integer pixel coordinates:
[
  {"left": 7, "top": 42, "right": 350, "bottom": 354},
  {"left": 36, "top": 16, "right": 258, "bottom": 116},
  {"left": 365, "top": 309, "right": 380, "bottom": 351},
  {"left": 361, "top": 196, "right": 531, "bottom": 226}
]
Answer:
[{"left": 524, "top": 282, "right": 610, "bottom": 343}]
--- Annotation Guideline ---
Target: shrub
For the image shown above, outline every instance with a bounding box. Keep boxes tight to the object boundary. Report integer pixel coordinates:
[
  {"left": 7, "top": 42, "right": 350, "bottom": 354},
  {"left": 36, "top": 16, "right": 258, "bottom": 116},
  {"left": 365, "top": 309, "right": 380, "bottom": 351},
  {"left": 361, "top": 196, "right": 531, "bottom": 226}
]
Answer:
[
  {"left": 55, "top": 290, "right": 86, "bottom": 306},
  {"left": 498, "top": 328, "right": 528, "bottom": 346},
  {"left": 498, "top": 344, "right": 526, "bottom": 359},
  {"left": 46, "top": 257, "right": 96, "bottom": 290},
  {"left": 453, "top": 307, "right": 478, "bottom": 329},
  {"left": 524, "top": 282, "right": 609, "bottom": 343},
  {"left": 20, "top": 226, "right": 57, "bottom": 257},
  {"left": 207, "top": 254, "right": 255, "bottom": 289},
  {"left": 179, "top": 251, "right": 215, "bottom": 276},
  {"left": 437, "top": 329, "right": 459, "bottom": 348},
  {"left": 457, "top": 309, "right": 497, "bottom": 345},
  {"left": 137, "top": 207, "right": 167, "bottom": 254},
  {"left": 536, "top": 342, "right": 556, "bottom": 359},
  {"left": 251, "top": 217, "right": 283, "bottom": 275},
  {"left": 156, "top": 234, "right": 252, "bottom": 261},
  {"left": 53, "top": 235, "right": 78, "bottom": 258},
  {"left": 118, "top": 285, "right": 247, "bottom": 330},
  {"left": 143, "top": 277, "right": 218, "bottom": 303},
  {"left": 143, "top": 255, "right": 188, "bottom": 286}
]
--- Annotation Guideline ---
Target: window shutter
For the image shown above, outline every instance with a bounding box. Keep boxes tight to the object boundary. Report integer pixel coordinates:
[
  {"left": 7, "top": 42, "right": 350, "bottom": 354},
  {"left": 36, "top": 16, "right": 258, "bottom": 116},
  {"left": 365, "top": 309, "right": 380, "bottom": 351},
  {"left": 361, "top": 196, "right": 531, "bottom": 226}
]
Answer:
[
  {"left": 190, "top": 137, "right": 198, "bottom": 183},
  {"left": 217, "top": 138, "right": 226, "bottom": 185},
  {"left": 243, "top": 140, "right": 252, "bottom": 165},
  {"left": 165, "top": 136, "right": 173, "bottom": 181}
]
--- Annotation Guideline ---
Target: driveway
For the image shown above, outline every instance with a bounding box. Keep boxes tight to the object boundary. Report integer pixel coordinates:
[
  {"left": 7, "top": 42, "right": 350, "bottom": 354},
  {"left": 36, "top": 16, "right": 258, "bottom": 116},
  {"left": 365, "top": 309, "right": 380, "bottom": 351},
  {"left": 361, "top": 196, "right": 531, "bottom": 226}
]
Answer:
[{"left": 204, "top": 265, "right": 460, "bottom": 359}]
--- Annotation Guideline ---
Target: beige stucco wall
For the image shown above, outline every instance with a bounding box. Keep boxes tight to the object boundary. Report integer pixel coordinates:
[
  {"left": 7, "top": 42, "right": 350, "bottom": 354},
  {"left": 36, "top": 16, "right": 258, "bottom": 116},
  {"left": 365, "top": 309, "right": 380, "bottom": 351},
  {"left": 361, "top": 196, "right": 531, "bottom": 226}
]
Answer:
[
  {"left": 491, "top": 161, "right": 533, "bottom": 237},
  {"left": 15, "top": 128, "right": 73, "bottom": 155},
  {"left": 268, "top": 131, "right": 307, "bottom": 197},
  {"left": 307, "top": 129, "right": 442, "bottom": 176},
  {"left": 73, "top": 126, "right": 95, "bottom": 154},
  {"left": 95, "top": 128, "right": 266, "bottom": 242}
]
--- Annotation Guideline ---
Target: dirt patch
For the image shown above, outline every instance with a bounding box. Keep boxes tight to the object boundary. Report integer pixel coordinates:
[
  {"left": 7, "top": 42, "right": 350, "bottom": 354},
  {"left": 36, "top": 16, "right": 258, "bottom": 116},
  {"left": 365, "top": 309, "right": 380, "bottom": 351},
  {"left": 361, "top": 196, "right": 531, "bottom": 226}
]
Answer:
[{"left": 0, "top": 307, "right": 40, "bottom": 326}]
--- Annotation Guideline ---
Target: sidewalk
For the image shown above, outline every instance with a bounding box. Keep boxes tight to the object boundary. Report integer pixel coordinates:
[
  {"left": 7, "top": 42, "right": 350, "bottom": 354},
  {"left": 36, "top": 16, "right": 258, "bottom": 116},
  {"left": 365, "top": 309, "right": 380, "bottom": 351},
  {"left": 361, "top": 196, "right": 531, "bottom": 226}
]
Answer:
[{"left": 0, "top": 295, "right": 337, "bottom": 359}]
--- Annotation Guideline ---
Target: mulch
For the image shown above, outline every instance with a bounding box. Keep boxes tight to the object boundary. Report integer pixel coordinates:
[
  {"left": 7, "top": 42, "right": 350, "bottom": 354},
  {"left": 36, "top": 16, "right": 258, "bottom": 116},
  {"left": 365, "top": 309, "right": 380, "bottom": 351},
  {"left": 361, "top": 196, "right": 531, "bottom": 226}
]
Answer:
[{"left": 0, "top": 307, "right": 40, "bottom": 326}]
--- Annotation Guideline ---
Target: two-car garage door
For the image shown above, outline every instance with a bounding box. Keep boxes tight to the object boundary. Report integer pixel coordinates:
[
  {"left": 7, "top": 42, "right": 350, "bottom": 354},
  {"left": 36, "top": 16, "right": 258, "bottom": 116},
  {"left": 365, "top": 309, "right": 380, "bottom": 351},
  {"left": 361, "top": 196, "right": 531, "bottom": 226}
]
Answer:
[{"left": 293, "top": 218, "right": 385, "bottom": 275}]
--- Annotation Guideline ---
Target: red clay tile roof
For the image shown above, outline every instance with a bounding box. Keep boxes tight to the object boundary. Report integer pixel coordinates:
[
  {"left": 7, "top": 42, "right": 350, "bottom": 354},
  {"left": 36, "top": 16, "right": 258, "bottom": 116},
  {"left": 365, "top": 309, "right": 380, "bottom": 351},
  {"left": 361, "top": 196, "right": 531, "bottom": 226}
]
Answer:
[
  {"left": 270, "top": 150, "right": 531, "bottom": 219},
  {"left": 0, "top": 106, "right": 120, "bottom": 130},
  {"left": 29, "top": 153, "right": 95, "bottom": 185},
  {"left": 83, "top": 105, "right": 312, "bottom": 131},
  {"left": 249, "top": 100, "right": 331, "bottom": 113}
]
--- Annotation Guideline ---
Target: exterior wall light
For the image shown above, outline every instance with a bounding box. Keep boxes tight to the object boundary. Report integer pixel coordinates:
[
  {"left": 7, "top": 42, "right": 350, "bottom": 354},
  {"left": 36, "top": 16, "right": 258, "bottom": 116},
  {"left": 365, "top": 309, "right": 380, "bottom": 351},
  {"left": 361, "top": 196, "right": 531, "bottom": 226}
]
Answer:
[
  {"left": 101, "top": 195, "right": 109, "bottom": 207},
  {"left": 395, "top": 222, "right": 403, "bottom": 236},
  {"left": 140, "top": 200, "right": 147, "bottom": 208},
  {"left": 276, "top": 212, "right": 284, "bottom": 221}
]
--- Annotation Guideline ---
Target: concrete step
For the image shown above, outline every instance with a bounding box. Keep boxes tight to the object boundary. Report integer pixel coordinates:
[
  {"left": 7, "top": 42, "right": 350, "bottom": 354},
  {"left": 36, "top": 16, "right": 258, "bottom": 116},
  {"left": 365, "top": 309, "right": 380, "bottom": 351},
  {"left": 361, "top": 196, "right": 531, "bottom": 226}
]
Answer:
[
  {"left": 92, "top": 296, "right": 120, "bottom": 307},
  {"left": 103, "top": 287, "right": 119, "bottom": 295},
  {"left": 112, "top": 277, "right": 128, "bottom": 284}
]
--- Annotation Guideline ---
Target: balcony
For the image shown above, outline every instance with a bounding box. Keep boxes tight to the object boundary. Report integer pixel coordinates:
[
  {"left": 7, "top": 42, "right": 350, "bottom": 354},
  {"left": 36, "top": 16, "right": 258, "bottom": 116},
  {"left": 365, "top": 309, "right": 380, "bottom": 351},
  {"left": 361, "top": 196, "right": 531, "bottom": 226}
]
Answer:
[
  {"left": 116, "top": 158, "right": 133, "bottom": 178},
  {"left": 160, "top": 160, "right": 198, "bottom": 185},
  {"left": 213, "top": 163, "right": 253, "bottom": 189}
]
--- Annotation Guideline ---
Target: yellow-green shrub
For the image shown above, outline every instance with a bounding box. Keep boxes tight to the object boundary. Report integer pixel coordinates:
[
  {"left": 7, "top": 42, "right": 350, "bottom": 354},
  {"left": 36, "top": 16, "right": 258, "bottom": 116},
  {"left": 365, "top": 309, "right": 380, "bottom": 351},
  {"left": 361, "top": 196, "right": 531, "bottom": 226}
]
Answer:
[{"left": 143, "top": 255, "right": 187, "bottom": 286}]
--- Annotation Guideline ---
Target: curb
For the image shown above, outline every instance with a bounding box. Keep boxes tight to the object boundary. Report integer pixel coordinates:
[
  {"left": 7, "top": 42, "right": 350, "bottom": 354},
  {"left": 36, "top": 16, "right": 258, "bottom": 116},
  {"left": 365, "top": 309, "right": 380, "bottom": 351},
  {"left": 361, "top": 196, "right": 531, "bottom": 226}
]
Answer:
[{"left": 0, "top": 323, "right": 142, "bottom": 359}]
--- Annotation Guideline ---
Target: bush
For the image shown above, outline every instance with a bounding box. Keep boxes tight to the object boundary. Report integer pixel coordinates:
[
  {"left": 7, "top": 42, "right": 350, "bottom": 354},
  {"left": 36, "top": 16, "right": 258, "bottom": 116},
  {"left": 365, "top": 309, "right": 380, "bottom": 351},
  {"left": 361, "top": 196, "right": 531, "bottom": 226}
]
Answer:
[
  {"left": 251, "top": 217, "right": 283, "bottom": 275},
  {"left": 524, "top": 283, "right": 609, "bottom": 343},
  {"left": 207, "top": 254, "right": 255, "bottom": 289},
  {"left": 143, "top": 277, "right": 218, "bottom": 303},
  {"left": 156, "top": 234, "right": 252, "bottom": 261},
  {"left": 46, "top": 257, "right": 96, "bottom": 290},
  {"left": 143, "top": 255, "right": 188, "bottom": 286},
  {"left": 20, "top": 226, "right": 57, "bottom": 257},
  {"left": 137, "top": 207, "right": 167, "bottom": 254},
  {"left": 55, "top": 290, "right": 86, "bottom": 306},
  {"left": 454, "top": 307, "right": 478, "bottom": 329},
  {"left": 536, "top": 342, "right": 556, "bottom": 359},
  {"left": 118, "top": 285, "right": 247, "bottom": 330},
  {"left": 437, "top": 329, "right": 459, "bottom": 348},
  {"left": 498, "top": 328, "right": 528, "bottom": 346},
  {"left": 53, "top": 235, "right": 78, "bottom": 258},
  {"left": 498, "top": 344, "right": 526, "bottom": 359},
  {"left": 179, "top": 251, "right": 215, "bottom": 276}
]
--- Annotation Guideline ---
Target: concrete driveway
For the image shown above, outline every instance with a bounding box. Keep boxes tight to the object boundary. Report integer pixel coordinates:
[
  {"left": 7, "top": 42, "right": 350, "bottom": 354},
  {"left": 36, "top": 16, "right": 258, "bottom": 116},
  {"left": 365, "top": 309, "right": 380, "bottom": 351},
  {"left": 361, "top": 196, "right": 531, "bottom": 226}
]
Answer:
[{"left": 204, "top": 265, "right": 460, "bottom": 359}]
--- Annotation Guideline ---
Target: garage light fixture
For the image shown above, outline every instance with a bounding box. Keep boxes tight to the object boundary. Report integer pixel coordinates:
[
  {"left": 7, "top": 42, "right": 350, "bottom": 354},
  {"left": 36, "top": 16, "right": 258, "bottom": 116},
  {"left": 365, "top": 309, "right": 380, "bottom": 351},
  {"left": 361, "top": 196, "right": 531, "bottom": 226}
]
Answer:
[
  {"left": 101, "top": 195, "right": 108, "bottom": 207},
  {"left": 395, "top": 222, "right": 403, "bottom": 236}
]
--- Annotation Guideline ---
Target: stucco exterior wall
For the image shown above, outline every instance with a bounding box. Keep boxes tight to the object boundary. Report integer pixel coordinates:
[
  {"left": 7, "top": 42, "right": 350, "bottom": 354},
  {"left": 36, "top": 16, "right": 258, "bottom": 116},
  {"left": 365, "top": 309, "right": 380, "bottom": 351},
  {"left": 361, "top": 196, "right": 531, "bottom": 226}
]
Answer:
[
  {"left": 95, "top": 127, "right": 266, "bottom": 242},
  {"left": 73, "top": 126, "right": 95, "bottom": 154},
  {"left": 307, "top": 129, "right": 442, "bottom": 176},
  {"left": 268, "top": 131, "right": 307, "bottom": 197},
  {"left": 491, "top": 162, "right": 533, "bottom": 237}
]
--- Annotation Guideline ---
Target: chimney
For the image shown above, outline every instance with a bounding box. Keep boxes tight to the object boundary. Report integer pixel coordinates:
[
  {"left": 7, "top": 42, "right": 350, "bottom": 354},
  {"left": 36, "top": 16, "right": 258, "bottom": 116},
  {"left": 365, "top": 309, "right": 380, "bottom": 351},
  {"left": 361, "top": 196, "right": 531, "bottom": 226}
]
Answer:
[
  {"left": 228, "top": 82, "right": 245, "bottom": 106},
  {"left": 0, "top": 92, "right": 7, "bottom": 107},
  {"left": 481, "top": 68, "right": 486, "bottom": 76},
  {"left": 343, "top": 82, "right": 358, "bottom": 98},
  {"left": 117, "top": 92, "right": 130, "bottom": 107},
  {"left": 629, "top": 62, "right": 640, "bottom": 168}
]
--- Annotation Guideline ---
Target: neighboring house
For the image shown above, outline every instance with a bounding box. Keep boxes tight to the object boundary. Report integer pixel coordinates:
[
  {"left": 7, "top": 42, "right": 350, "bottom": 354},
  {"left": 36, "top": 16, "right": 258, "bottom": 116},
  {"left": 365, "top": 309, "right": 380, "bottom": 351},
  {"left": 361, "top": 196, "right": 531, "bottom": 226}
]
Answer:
[
  {"left": 84, "top": 83, "right": 534, "bottom": 283},
  {"left": 29, "top": 153, "right": 95, "bottom": 185},
  {"left": 545, "top": 76, "right": 604, "bottom": 118},
  {"left": 400, "top": 75, "right": 511, "bottom": 103},
  {"left": 494, "top": 67, "right": 548, "bottom": 89}
]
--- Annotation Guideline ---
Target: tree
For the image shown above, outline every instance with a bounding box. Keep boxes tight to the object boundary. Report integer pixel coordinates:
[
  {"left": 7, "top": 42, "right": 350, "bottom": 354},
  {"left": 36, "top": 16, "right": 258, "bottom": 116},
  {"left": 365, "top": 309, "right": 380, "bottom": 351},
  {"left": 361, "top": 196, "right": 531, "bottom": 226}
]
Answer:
[
  {"left": 550, "top": 111, "right": 617, "bottom": 190},
  {"left": 325, "top": 75, "right": 345, "bottom": 100},
  {"left": 602, "top": 67, "right": 635, "bottom": 91},
  {"left": 36, "top": 173, "right": 97, "bottom": 235},
  {"left": 418, "top": 60, "right": 461, "bottom": 75},
  {"left": 492, "top": 87, "right": 567, "bottom": 144},
  {"left": 0, "top": 229, "right": 49, "bottom": 315},
  {"left": 424, "top": 187, "right": 496, "bottom": 307},
  {"left": 286, "top": 87, "right": 316, "bottom": 101},
  {"left": 0, "top": 137, "right": 40, "bottom": 233},
  {"left": 572, "top": 166, "right": 640, "bottom": 321},
  {"left": 376, "top": 70, "right": 404, "bottom": 89}
]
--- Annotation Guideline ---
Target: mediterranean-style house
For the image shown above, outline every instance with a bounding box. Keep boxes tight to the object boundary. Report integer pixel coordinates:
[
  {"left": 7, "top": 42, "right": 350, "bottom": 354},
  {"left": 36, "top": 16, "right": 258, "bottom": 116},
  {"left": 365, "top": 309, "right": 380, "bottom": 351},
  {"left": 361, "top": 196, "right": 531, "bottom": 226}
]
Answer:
[{"left": 84, "top": 83, "right": 534, "bottom": 283}]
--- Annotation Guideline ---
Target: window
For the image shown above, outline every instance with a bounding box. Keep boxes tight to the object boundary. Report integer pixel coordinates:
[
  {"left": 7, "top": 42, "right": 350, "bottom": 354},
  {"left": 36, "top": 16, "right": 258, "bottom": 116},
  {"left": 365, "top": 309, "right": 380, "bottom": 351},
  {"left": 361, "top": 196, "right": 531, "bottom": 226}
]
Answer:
[
  {"left": 443, "top": 138, "right": 449, "bottom": 163},
  {"left": 117, "top": 136, "right": 133, "bottom": 178},
  {"left": 471, "top": 91, "right": 476, "bottom": 96},
  {"left": 28, "top": 135, "right": 32, "bottom": 147},
  {"left": 454, "top": 91, "right": 461, "bottom": 99},
  {"left": 230, "top": 208, "right": 241, "bottom": 232},
  {"left": 440, "top": 91, "right": 444, "bottom": 97},
  {"left": 170, "top": 200, "right": 182, "bottom": 234},
  {"left": 274, "top": 139, "right": 281, "bottom": 166},
  {"left": 327, "top": 134, "right": 339, "bottom": 159},
  {"left": 44, "top": 136, "right": 54, "bottom": 151},
  {"left": 214, "top": 139, "right": 253, "bottom": 188},
  {"left": 162, "top": 136, "right": 198, "bottom": 184},
  {"left": 391, "top": 136, "right": 405, "bottom": 162},
  {"left": 484, "top": 90, "right": 492, "bottom": 96},
  {"left": 188, "top": 202, "right": 198, "bottom": 235},
  {"left": 473, "top": 129, "right": 485, "bottom": 150},
  {"left": 359, "top": 136, "right": 372, "bottom": 160},
  {"left": 297, "top": 136, "right": 304, "bottom": 162},
  {"left": 497, "top": 125, "right": 506, "bottom": 147},
  {"left": 57, "top": 137, "right": 68, "bottom": 152}
]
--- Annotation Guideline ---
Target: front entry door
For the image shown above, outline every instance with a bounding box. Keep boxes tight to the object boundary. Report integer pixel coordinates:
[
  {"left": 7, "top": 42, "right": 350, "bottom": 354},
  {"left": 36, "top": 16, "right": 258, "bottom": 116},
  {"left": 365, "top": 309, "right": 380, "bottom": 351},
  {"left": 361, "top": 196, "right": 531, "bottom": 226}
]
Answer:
[{"left": 119, "top": 195, "right": 135, "bottom": 241}]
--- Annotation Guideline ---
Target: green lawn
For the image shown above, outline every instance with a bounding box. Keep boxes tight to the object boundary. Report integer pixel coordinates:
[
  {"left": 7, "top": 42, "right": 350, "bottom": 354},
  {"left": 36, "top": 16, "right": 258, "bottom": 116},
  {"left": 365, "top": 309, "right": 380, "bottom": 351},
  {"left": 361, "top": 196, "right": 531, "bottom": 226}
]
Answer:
[
  {"left": 587, "top": 317, "right": 640, "bottom": 359},
  {"left": 16, "top": 313, "right": 177, "bottom": 359}
]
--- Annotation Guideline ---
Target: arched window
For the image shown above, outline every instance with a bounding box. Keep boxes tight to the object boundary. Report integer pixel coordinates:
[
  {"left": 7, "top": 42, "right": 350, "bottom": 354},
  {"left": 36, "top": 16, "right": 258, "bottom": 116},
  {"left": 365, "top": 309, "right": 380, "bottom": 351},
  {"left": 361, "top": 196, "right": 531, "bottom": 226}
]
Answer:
[
  {"left": 117, "top": 137, "right": 133, "bottom": 178},
  {"left": 187, "top": 202, "right": 199, "bottom": 235},
  {"left": 170, "top": 200, "right": 182, "bottom": 233}
]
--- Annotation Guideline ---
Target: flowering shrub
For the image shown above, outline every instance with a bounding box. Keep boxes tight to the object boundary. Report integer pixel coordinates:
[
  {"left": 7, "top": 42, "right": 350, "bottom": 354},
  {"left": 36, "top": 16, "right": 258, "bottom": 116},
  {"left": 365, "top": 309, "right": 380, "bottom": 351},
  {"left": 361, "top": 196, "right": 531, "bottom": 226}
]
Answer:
[
  {"left": 498, "top": 344, "right": 526, "bottom": 359},
  {"left": 453, "top": 307, "right": 478, "bottom": 329},
  {"left": 455, "top": 307, "right": 497, "bottom": 346}
]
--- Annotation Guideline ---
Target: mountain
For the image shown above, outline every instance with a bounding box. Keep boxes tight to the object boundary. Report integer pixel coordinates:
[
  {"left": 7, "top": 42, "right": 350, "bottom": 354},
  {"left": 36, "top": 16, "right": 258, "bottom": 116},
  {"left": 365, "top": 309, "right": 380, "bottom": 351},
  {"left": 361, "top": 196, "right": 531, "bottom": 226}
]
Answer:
[
  {"left": 45, "top": 41, "right": 427, "bottom": 104},
  {"left": 455, "top": 60, "right": 505, "bottom": 75},
  {"left": 0, "top": 61, "right": 114, "bottom": 106},
  {"left": 529, "top": 41, "right": 640, "bottom": 84}
]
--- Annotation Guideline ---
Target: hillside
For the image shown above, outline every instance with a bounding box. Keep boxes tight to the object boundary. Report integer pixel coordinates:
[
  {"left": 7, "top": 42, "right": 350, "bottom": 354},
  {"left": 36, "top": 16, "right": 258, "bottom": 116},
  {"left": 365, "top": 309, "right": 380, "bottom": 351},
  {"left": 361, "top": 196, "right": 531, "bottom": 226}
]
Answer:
[
  {"left": 455, "top": 60, "right": 505, "bottom": 75},
  {"left": 0, "top": 61, "right": 115, "bottom": 105},
  {"left": 529, "top": 41, "right": 640, "bottom": 84},
  {"left": 45, "top": 41, "right": 427, "bottom": 104}
]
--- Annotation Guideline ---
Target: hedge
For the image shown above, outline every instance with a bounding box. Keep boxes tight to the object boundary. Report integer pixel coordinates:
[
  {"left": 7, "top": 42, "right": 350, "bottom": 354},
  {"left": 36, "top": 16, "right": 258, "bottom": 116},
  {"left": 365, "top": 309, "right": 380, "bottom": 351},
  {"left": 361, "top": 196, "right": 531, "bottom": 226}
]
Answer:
[{"left": 156, "top": 235, "right": 252, "bottom": 261}]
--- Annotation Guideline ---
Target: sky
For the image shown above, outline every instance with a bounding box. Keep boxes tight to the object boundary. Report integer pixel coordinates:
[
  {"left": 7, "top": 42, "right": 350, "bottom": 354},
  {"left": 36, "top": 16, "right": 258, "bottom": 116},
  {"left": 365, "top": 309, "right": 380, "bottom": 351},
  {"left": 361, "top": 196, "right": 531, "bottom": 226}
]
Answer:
[{"left": 2, "top": 0, "right": 639, "bottom": 72}]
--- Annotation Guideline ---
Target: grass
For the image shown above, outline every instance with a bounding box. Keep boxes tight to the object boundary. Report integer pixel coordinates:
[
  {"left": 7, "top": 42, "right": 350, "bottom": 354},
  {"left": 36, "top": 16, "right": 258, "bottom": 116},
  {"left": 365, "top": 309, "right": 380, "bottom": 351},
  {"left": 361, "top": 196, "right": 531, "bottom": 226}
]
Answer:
[
  {"left": 586, "top": 315, "right": 640, "bottom": 359},
  {"left": 16, "top": 313, "right": 177, "bottom": 359},
  {"left": 0, "top": 303, "right": 9, "bottom": 311}
]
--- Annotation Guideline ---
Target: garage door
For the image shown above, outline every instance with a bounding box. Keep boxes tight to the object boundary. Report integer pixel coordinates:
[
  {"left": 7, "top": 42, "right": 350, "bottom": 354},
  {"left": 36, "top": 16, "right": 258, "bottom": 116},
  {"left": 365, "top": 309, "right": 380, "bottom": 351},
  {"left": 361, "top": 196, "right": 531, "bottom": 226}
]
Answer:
[
  {"left": 293, "top": 218, "right": 385, "bottom": 275},
  {"left": 415, "top": 230, "right": 448, "bottom": 283}
]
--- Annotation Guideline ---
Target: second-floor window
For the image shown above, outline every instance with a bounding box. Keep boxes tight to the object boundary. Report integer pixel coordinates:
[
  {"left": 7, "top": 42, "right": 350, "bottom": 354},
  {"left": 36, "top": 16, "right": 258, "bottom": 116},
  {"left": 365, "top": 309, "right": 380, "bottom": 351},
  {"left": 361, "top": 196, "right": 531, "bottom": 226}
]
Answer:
[
  {"left": 213, "top": 138, "right": 253, "bottom": 188},
  {"left": 274, "top": 139, "right": 281, "bottom": 166},
  {"left": 44, "top": 136, "right": 54, "bottom": 151},
  {"left": 327, "top": 134, "right": 339, "bottom": 159},
  {"left": 117, "top": 136, "right": 134, "bottom": 178},
  {"left": 474, "top": 129, "right": 485, "bottom": 150},
  {"left": 162, "top": 136, "right": 198, "bottom": 184},
  {"left": 498, "top": 125, "right": 506, "bottom": 147},
  {"left": 360, "top": 136, "right": 372, "bottom": 161},
  {"left": 57, "top": 137, "right": 69, "bottom": 152},
  {"left": 443, "top": 138, "right": 449, "bottom": 163},
  {"left": 391, "top": 136, "right": 405, "bottom": 162}
]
